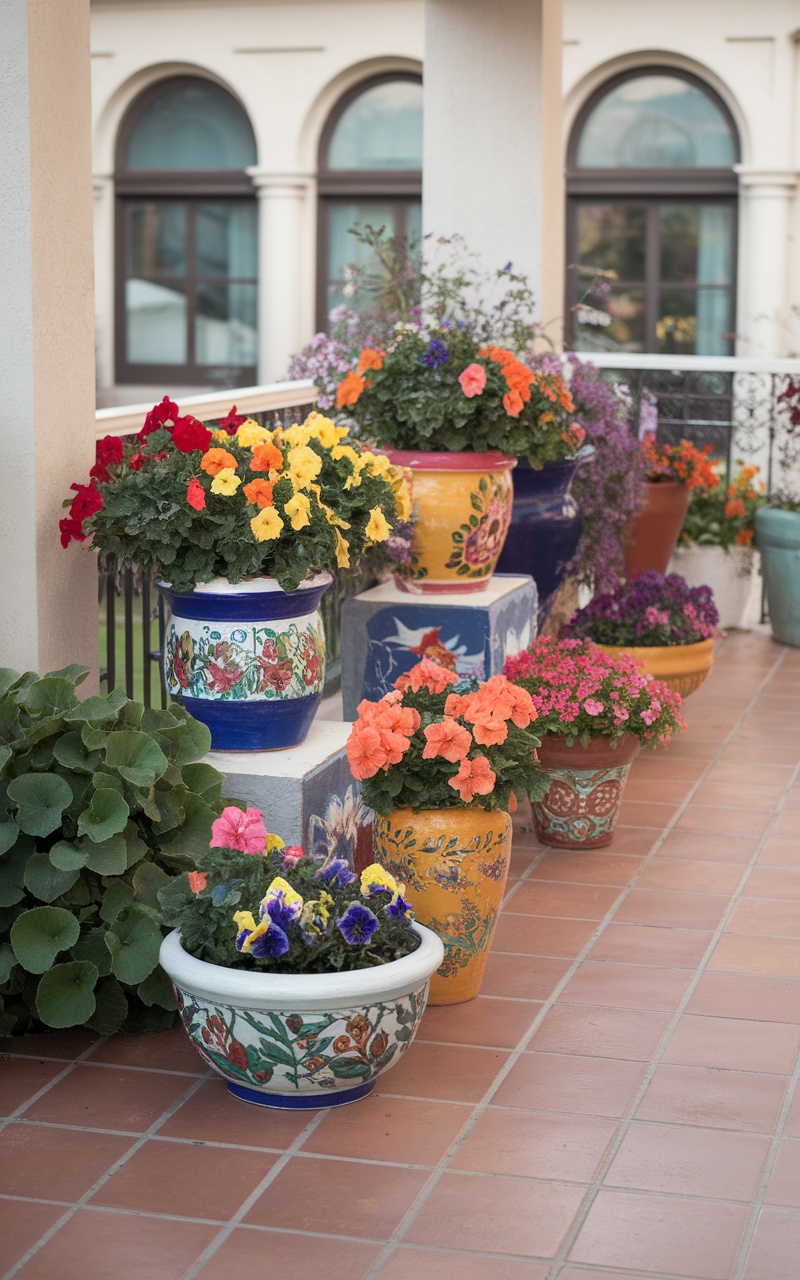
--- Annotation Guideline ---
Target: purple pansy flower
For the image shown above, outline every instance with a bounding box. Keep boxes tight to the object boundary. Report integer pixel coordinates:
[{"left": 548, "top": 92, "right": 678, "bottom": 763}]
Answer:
[
  {"left": 421, "top": 338, "right": 448, "bottom": 368},
  {"left": 337, "top": 902, "right": 380, "bottom": 945},
  {"left": 385, "top": 894, "right": 413, "bottom": 920},
  {"left": 317, "top": 858, "right": 357, "bottom": 888}
]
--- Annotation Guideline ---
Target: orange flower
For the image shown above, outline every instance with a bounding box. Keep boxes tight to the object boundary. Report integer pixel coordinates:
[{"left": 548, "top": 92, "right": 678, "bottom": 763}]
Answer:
[
  {"left": 725, "top": 498, "right": 745, "bottom": 518},
  {"left": 503, "top": 389, "right": 525, "bottom": 417},
  {"left": 470, "top": 714, "right": 509, "bottom": 747},
  {"left": 250, "top": 442, "right": 283, "bottom": 472},
  {"left": 188, "top": 871, "right": 207, "bottom": 894},
  {"left": 356, "top": 348, "right": 384, "bottom": 375},
  {"left": 200, "top": 448, "right": 238, "bottom": 477},
  {"left": 395, "top": 658, "right": 458, "bottom": 695},
  {"left": 422, "top": 717, "right": 473, "bottom": 763},
  {"left": 736, "top": 527, "right": 755, "bottom": 545},
  {"left": 243, "top": 478, "right": 274, "bottom": 508},
  {"left": 336, "top": 371, "right": 367, "bottom": 408},
  {"left": 448, "top": 755, "right": 496, "bottom": 804},
  {"left": 345, "top": 725, "right": 389, "bottom": 780}
]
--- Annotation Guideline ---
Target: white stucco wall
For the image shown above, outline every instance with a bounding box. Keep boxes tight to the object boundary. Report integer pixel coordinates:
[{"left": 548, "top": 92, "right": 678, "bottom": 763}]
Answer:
[{"left": 89, "top": 0, "right": 800, "bottom": 394}]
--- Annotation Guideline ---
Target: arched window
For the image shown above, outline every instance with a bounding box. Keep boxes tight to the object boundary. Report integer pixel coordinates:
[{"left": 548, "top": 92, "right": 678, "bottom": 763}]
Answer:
[
  {"left": 115, "top": 77, "right": 258, "bottom": 386},
  {"left": 317, "top": 74, "right": 422, "bottom": 327},
  {"left": 566, "top": 69, "right": 739, "bottom": 355}
]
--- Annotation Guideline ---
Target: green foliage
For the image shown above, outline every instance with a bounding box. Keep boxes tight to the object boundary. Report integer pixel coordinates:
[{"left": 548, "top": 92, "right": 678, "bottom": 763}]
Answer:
[
  {"left": 680, "top": 462, "right": 766, "bottom": 551},
  {"left": 0, "top": 666, "right": 227, "bottom": 1040}
]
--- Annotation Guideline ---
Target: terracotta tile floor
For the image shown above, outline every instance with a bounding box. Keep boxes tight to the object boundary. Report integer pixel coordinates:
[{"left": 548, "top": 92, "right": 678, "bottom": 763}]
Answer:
[{"left": 1, "top": 628, "right": 799, "bottom": 1280}]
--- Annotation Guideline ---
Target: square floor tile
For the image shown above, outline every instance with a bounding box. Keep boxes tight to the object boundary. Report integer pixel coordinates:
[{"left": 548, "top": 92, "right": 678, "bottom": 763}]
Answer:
[
  {"left": 693, "top": 781, "right": 784, "bottom": 809},
  {"left": 194, "top": 1226, "right": 381, "bottom": 1280},
  {"left": 0, "top": 1199, "right": 66, "bottom": 1273},
  {"left": 158, "top": 1078, "right": 314, "bottom": 1148},
  {"left": 605, "top": 1120, "right": 769, "bottom": 1199},
  {"left": 613, "top": 888, "right": 729, "bottom": 930},
  {"left": 451, "top": 1107, "right": 616, "bottom": 1182},
  {"left": 374, "top": 1041, "right": 509, "bottom": 1104},
  {"left": 480, "top": 952, "right": 570, "bottom": 1001},
  {"left": 741, "top": 1206, "right": 800, "bottom": 1280},
  {"left": 89, "top": 1137, "right": 275, "bottom": 1219},
  {"left": 493, "top": 1052, "right": 645, "bottom": 1117},
  {"left": 663, "top": 1014, "right": 800, "bottom": 1074},
  {"left": 709, "top": 934, "right": 800, "bottom": 977},
  {"left": 9, "top": 1029, "right": 100, "bottom": 1060},
  {"left": 13, "top": 1208, "right": 217, "bottom": 1280},
  {"left": 587, "top": 923, "right": 712, "bottom": 968},
  {"left": 745, "top": 867, "right": 800, "bottom": 899},
  {"left": 727, "top": 898, "right": 800, "bottom": 937},
  {"left": 243, "top": 1155, "right": 431, "bottom": 1239},
  {"left": 635, "top": 859, "right": 744, "bottom": 894},
  {"left": 0, "top": 1057, "right": 68, "bottom": 1116},
  {"left": 492, "top": 914, "right": 598, "bottom": 957},
  {"left": 569, "top": 1187, "right": 748, "bottom": 1279},
  {"left": 657, "top": 830, "right": 759, "bottom": 863},
  {"left": 635, "top": 1063, "right": 787, "bottom": 1132},
  {"left": 687, "top": 972, "right": 800, "bottom": 1023},
  {"left": 20, "top": 1064, "right": 195, "bottom": 1132},
  {"left": 417, "top": 997, "right": 538, "bottom": 1050},
  {"left": 528, "top": 1004, "right": 670, "bottom": 1062},
  {"left": 302, "top": 1095, "right": 472, "bottom": 1165},
  {"left": 85, "top": 1027, "right": 207, "bottom": 1074},
  {"left": 526, "top": 851, "right": 644, "bottom": 886},
  {"left": 675, "top": 806, "right": 772, "bottom": 837},
  {"left": 0, "top": 1124, "right": 134, "bottom": 1200},
  {"left": 765, "top": 1139, "right": 800, "bottom": 1207},
  {"left": 372, "top": 1249, "right": 546, "bottom": 1280},
  {"left": 757, "top": 836, "right": 800, "bottom": 868},
  {"left": 782, "top": 1088, "right": 800, "bottom": 1137},
  {"left": 403, "top": 1171, "right": 585, "bottom": 1258},
  {"left": 557, "top": 961, "right": 691, "bottom": 1011}
]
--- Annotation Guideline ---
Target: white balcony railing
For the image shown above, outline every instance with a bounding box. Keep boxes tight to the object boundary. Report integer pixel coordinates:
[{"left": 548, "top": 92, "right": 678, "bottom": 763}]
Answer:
[{"left": 95, "top": 379, "right": 318, "bottom": 439}]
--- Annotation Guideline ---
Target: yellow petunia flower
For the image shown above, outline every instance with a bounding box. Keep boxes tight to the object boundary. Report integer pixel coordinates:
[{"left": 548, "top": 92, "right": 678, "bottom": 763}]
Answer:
[
  {"left": 393, "top": 478, "right": 413, "bottom": 523},
  {"left": 285, "top": 491, "right": 311, "bottom": 530},
  {"left": 305, "top": 412, "right": 348, "bottom": 449},
  {"left": 250, "top": 506, "right": 285, "bottom": 542},
  {"left": 335, "top": 529, "right": 351, "bottom": 568},
  {"left": 237, "top": 419, "right": 273, "bottom": 449},
  {"left": 281, "top": 423, "right": 313, "bottom": 448},
  {"left": 210, "top": 468, "right": 242, "bottom": 496},
  {"left": 365, "top": 506, "right": 391, "bottom": 542},
  {"left": 212, "top": 429, "right": 231, "bottom": 443},
  {"left": 287, "top": 444, "right": 323, "bottom": 490},
  {"left": 321, "top": 504, "right": 350, "bottom": 530},
  {"left": 331, "top": 444, "right": 361, "bottom": 467},
  {"left": 360, "top": 450, "right": 394, "bottom": 478}
]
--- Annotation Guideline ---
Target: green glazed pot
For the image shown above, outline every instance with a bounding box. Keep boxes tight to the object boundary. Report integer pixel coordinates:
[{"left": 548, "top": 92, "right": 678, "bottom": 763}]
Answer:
[{"left": 755, "top": 507, "right": 800, "bottom": 648}]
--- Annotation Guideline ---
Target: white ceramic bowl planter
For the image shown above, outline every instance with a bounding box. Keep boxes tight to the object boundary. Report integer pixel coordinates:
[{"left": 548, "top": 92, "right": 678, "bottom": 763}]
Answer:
[
  {"left": 160, "top": 924, "right": 444, "bottom": 1109},
  {"left": 669, "top": 545, "right": 761, "bottom": 631}
]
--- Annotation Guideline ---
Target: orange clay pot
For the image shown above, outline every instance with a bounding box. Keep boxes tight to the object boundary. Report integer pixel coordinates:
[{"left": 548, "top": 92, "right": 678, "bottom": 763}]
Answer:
[
  {"left": 624, "top": 480, "right": 691, "bottom": 578},
  {"left": 373, "top": 806, "right": 511, "bottom": 1005},
  {"left": 596, "top": 638, "right": 715, "bottom": 698},
  {"left": 385, "top": 450, "right": 516, "bottom": 593}
]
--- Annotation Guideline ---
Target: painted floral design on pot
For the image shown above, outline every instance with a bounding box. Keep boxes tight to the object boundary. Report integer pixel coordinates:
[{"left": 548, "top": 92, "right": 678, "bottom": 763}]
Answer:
[
  {"left": 532, "top": 735, "right": 640, "bottom": 850},
  {"left": 374, "top": 807, "right": 511, "bottom": 1005}
]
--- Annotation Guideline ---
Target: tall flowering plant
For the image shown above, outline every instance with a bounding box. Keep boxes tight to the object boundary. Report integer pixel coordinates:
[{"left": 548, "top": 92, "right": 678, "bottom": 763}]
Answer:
[
  {"left": 61, "top": 402, "right": 412, "bottom": 593},
  {"left": 335, "top": 330, "right": 585, "bottom": 464},
  {"left": 679, "top": 462, "right": 766, "bottom": 550},
  {"left": 504, "top": 637, "right": 685, "bottom": 749},
  {"left": 159, "top": 805, "right": 418, "bottom": 973},
  {"left": 346, "top": 658, "right": 549, "bottom": 815},
  {"left": 642, "top": 437, "right": 720, "bottom": 492},
  {"left": 566, "top": 571, "right": 719, "bottom": 647}
]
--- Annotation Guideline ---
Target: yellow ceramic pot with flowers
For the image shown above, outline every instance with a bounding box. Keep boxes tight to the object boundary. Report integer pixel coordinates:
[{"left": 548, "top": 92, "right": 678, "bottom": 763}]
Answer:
[
  {"left": 595, "top": 639, "right": 715, "bottom": 699},
  {"left": 384, "top": 450, "right": 517, "bottom": 593},
  {"left": 373, "top": 806, "right": 512, "bottom": 1005}
]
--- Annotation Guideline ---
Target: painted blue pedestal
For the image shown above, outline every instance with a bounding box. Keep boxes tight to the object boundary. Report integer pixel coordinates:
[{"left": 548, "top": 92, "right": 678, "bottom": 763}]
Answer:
[{"left": 340, "top": 574, "right": 538, "bottom": 721}]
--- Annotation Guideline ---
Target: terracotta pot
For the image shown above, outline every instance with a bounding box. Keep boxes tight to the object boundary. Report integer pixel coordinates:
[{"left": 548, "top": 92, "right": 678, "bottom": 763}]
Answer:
[
  {"left": 624, "top": 481, "right": 690, "bottom": 578},
  {"left": 385, "top": 450, "right": 516, "bottom": 593},
  {"left": 596, "top": 637, "right": 715, "bottom": 698},
  {"left": 373, "top": 806, "right": 511, "bottom": 1005},
  {"left": 532, "top": 734, "right": 640, "bottom": 850}
]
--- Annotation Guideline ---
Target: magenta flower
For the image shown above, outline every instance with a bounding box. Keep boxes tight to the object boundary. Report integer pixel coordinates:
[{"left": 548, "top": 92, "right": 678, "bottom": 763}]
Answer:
[
  {"left": 583, "top": 699, "right": 604, "bottom": 716},
  {"left": 210, "top": 806, "right": 268, "bottom": 855}
]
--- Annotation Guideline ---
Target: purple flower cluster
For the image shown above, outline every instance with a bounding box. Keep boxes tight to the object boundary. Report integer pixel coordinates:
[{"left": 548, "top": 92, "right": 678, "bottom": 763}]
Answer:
[
  {"left": 566, "top": 571, "right": 719, "bottom": 647},
  {"left": 421, "top": 338, "right": 448, "bottom": 367}
]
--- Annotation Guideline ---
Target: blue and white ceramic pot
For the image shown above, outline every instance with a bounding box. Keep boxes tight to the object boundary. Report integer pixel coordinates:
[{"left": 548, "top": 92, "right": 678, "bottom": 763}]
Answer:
[
  {"left": 160, "top": 924, "right": 444, "bottom": 1109},
  {"left": 532, "top": 733, "right": 640, "bottom": 850},
  {"left": 495, "top": 451, "right": 591, "bottom": 625},
  {"left": 160, "top": 574, "right": 331, "bottom": 751}
]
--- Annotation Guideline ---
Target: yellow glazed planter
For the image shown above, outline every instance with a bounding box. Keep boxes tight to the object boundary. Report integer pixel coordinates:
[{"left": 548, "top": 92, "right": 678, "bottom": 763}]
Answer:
[
  {"left": 385, "top": 450, "right": 516, "bottom": 593},
  {"left": 596, "top": 638, "right": 715, "bottom": 698},
  {"left": 373, "top": 806, "right": 512, "bottom": 1005}
]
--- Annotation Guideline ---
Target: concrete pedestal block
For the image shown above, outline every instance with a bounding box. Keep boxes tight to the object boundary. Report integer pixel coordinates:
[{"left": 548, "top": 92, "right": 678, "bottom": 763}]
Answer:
[
  {"left": 341, "top": 574, "right": 537, "bottom": 720},
  {"left": 206, "top": 721, "right": 371, "bottom": 867}
]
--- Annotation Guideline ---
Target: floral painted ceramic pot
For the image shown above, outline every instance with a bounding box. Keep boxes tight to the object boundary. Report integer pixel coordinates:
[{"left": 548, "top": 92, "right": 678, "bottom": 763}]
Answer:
[
  {"left": 373, "top": 806, "right": 511, "bottom": 1005},
  {"left": 160, "top": 573, "right": 331, "bottom": 751},
  {"left": 624, "top": 480, "right": 691, "bottom": 578},
  {"left": 385, "top": 450, "right": 516, "bottom": 593},
  {"left": 160, "top": 923, "right": 444, "bottom": 1109},
  {"left": 596, "top": 638, "right": 715, "bottom": 698},
  {"left": 532, "top": 734, "right": 640, "bottom": 850}
]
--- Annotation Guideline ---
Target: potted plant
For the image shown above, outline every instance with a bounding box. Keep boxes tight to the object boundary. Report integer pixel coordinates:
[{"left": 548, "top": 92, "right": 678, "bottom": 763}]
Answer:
[
  {"left": 565, "top": 571, "right": 719, "bottom": 697},
  {"left": 624, "top": 437, "right": 720, "bottom": 578},
  {"left": 157, "top": 805, "right": 443, "bottom": 1109},
  {"left": 61, "top": 404, "right": 412, "bottom": 751},
  {"left": 671, "top": 462, "right": 765, "bottom": 630},
  {"left": 0, "top": 665, "right": 225, "bottom": 1041},
  {"left": 504, "top": 637, "right": 685, "bottom": 849},
  {"left": 756, "top": 492, "right": 800, "bottom": 647},
  {"left": 345, "top": 658, "right": 547, "bottom": 1004}
]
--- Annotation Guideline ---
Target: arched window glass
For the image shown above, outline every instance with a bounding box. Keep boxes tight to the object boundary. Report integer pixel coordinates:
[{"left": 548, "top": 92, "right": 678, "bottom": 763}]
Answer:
[
  {"left": 115, "top": 77, "right": 258, "bottom": 387},
  {"left": 317, "top": 74, "right": 422, "bottom": 326},
  {"left": 566, "top": 69, "right": 739, "bottom": 356}
]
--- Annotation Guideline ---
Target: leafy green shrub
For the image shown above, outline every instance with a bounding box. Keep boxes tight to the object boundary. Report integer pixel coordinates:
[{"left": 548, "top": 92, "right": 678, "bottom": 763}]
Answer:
[{"left": 0, "top": 665, "right": 227, "bottom": 1039}]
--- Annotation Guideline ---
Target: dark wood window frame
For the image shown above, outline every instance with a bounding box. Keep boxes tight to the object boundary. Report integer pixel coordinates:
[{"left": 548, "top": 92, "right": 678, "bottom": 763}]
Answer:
[
  {"left": 316, "top": 72, "right": 422, "bottom": 330},
  {"left": 114, "top": 76, "right": 258, "bottom": 387},
  {"left": 565, "top": 67, "right": 740, "bottom": 354}
]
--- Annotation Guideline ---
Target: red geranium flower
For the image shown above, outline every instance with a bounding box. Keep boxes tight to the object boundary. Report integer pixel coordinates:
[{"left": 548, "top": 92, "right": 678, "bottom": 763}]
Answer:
[{"left": 172, "top": 415, "right": 213, "bottom": 454}]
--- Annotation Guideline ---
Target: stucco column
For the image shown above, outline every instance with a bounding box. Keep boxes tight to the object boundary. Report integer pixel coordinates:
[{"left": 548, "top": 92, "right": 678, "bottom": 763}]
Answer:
[
  {"left": 735, "top": 167, "right": 799, "bottom": 358},
  {"left": 423, "top": 0, "right": 564, "bottom": 344},
  {"left": 0, "top": 0, "right": 98, "bottom": 681},
  {"left": 93, "top": 173, "right": 115, "bottom": 393},
  {"left": 247, "top": 169, "right": 312, "bottom": 382}
]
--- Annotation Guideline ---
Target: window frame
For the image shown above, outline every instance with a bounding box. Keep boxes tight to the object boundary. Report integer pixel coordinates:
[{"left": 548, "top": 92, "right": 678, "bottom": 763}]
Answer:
[{"left": 114, "top": 76, "right": 258, "bottom": 386}]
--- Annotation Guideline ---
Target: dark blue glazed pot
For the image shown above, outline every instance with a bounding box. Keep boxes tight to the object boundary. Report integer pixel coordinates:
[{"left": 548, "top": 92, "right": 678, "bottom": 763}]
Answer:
[
  {"left": 159, "top": 574, "right": 331, "bottom": 751},
  {"left": 755, "top": 507, "right": 800, "bottom": 648},
  {"left": 495, "top": 451, "right": 590, "bottom": 625}
]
